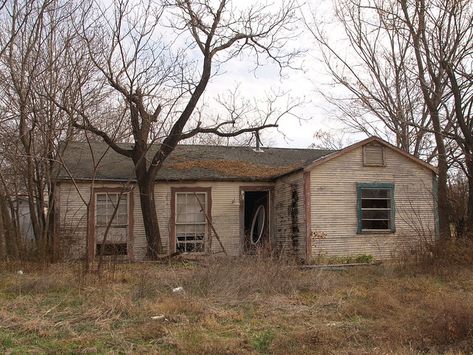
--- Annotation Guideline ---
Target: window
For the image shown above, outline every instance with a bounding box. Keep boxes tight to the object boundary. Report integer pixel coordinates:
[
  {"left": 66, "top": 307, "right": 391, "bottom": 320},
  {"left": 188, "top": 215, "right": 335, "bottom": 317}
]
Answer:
[
  {"left": 175, "top": 192, "right": 207, "bottom": 253},
  {"left": 363, "top": 144, "right": 385, "bottom": 166},
  {"left": 357, "top": 183, "right": 395, "bottom": 233},
  {"left": 96, "top": 193, "right": 128, "bottom": 226},
  {"left": 95, "top": 192, "right": 129, "bottom": 255}
]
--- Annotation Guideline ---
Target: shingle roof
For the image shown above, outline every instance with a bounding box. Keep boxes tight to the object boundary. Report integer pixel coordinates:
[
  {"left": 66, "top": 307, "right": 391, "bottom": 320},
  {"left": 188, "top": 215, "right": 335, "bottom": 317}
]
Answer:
[{"left": 57, "top": 142, "right": 335, "bottom": 182}]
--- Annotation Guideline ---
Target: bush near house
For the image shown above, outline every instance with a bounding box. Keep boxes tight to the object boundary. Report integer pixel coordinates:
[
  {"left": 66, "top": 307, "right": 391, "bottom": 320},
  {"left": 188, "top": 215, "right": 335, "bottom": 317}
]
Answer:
[
  {"left": 312, "top": 253, "right": 375, "bottom": 265},
  {"left": 1, "top": 242, "right": 473, "bottom": 354}
]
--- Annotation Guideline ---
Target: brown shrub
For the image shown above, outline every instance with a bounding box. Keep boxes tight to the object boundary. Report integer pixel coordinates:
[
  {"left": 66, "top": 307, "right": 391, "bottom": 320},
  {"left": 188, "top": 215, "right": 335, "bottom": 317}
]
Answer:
[
  {"left": 396, "top": 238, "right": 473, "bottom": 274},
  {"left": 179, "top": 257, "right": 328, "bottom": 302},
  {"left": 420, "top": 293, "right": 473, "bottom": 350}
]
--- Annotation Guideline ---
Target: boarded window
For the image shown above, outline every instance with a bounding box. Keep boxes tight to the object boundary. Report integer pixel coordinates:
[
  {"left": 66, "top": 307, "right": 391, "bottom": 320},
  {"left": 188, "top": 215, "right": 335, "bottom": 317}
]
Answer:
[
  {"left": 357, "top": 184, "right": 395, "bottom": 233},
  {"left": 95, "top": 192, "right": 128, "bottom": 256},
  {"left": 363, "top": 144, "right": 385, "bottom": 166},
  {"left": 96, "top": 243, "right": 127, "bottom": 256},
  {"left": 175, "top": 192, "right": 207, "bottom": 253}
]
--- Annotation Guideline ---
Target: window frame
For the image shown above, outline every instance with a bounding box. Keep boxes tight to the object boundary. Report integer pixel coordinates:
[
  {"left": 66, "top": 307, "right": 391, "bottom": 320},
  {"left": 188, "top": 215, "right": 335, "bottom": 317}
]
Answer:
[
  {"left": 90, "top": 188, "right": 134, "bottom": 260},
  {"left": 356, "top": 183, "right": 395, "bottom": 234},
  {"left": 170, "top": 187, "right": 212, "bottom": 254}
]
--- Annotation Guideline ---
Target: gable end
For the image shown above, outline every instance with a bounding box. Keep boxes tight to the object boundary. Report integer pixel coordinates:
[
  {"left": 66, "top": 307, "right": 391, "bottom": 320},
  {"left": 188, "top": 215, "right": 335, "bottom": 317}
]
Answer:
[{"left": 304, "top": 136, "right": 437, "bottom": 174}]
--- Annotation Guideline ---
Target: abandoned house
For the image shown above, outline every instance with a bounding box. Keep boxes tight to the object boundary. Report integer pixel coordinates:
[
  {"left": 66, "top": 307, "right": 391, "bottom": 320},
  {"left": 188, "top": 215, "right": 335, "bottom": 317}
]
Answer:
[{"left": 56, "top": 136, "right": 438, "bottom": 262}]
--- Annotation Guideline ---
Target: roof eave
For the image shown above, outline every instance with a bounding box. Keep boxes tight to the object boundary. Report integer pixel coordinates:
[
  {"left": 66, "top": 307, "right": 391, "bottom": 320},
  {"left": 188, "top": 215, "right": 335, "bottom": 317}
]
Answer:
[{"left": 56, "top": 176, "right": 276, "bottom": 183}]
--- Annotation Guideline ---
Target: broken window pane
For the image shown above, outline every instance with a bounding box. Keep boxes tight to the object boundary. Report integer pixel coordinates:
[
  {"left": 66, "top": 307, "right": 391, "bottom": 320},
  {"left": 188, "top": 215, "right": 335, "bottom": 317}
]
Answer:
[
  {"left": 361, "top": 189, "right": 390, "bottom": 199},
  {"left": 362, "top": 219, "right": 389, "bottom": 230},
  {"left": 362, "top": 210, "right": 390, "bottom": 220},
  {"left": 360, "top": 187, "right": 393, "bottom": 231}
]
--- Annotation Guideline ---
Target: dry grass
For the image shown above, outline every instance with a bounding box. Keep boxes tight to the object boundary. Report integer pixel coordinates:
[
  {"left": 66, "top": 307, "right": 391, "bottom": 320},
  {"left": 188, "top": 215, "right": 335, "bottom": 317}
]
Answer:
[
  {"left": 1, "top": 254, "right": 473, "bottom": 354},
  {"left": 396, "top": 238, "right": 473, "bottom": 275}
]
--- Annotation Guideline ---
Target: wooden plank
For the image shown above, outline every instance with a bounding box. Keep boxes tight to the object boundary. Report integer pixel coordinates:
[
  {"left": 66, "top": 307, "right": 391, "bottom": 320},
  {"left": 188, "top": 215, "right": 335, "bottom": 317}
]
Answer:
[{"left": 194, "top": 192, "right": 227, "bottom": 256}]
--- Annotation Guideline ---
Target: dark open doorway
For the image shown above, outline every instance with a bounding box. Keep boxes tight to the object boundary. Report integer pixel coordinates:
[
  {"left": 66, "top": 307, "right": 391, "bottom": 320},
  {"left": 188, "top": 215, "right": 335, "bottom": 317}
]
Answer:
[{"left": 243, "top": 190, "right": 270, "bottom": 254}]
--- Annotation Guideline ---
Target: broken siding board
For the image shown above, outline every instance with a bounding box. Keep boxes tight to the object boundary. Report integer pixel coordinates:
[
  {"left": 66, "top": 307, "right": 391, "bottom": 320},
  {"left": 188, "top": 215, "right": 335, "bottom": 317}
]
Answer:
[
  {"left": 274, "top": 171, "right": 306, "bottom": 259},
  {"left": 309, "top": 146, "right": 436, "bottom": 260}
]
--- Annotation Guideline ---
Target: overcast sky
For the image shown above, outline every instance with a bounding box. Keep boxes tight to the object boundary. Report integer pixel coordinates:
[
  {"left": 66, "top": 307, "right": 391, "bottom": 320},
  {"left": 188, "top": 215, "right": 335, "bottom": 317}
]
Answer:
[
  {"left": 199, "top": 0, "right": 358, "bottom": 149},
  {"left": 100, "top": 0, "right": 362, "bottom": 148}
]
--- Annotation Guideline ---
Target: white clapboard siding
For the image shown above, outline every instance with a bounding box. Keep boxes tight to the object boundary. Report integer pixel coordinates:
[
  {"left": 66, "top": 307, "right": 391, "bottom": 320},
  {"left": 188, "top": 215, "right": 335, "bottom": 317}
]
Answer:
[
  {"left": 309, "top": 145, "right": 436, "bottom": 259},
  {"left": 58, "top": 183, "right": 89, "bottom": 259},
  {"left": 59, "top": 180, "right": 268, "bottom": 260},
  {"left": 274, "top": 171, "right": 306, "bottom": 259}
]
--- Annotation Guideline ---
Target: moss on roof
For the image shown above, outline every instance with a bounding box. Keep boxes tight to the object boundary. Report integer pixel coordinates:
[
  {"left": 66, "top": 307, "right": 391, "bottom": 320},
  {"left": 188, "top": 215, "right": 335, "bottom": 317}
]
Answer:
[
  {"left": 168, "top": 159, "right": 300, "bottom": 179},
  {"left": 57, "top": 142, "right": 335, "bottom": 182}
]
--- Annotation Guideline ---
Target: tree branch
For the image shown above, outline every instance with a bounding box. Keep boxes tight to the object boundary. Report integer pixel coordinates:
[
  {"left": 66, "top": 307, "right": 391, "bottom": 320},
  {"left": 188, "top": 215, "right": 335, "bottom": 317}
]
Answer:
[{"left": 179, "top": 123, "right": 277, "bottom": 141}]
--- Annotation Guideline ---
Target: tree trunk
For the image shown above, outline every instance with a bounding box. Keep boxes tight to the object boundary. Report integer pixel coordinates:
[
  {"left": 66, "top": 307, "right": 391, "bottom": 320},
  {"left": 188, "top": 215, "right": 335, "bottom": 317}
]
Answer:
[
  {"left": 399, "top": 0, "right": 451, "bottom": 238},
  {"left": 0, "top": 198, "right": 5, "bottom": 260},
  {"left": 19, "top": 112, "right": 43, "bottom": 243},
  {"left": 137, "top": 175, "right": 163, "bottom": 259},
  {"left": 466, "top": 156, "right": 473, "bottom": 234},
  {"left": 47, "top": 184, "right": 58, "bottom": 262},
  {"left": 0, "top": 196, "right": 18, "bottom": 258},
  {"left": 432, "top": 113, "right": 450, "bottom": 239},
  {"left": 444, "top": 64, "right": 473, "bottom": 236}
]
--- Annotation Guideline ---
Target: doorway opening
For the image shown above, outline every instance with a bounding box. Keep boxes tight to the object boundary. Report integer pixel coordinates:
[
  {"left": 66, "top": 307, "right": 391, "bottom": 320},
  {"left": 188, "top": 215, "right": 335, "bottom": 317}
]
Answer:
[{"left": 243, "top": 190, "right": 270, "bottom": 254}]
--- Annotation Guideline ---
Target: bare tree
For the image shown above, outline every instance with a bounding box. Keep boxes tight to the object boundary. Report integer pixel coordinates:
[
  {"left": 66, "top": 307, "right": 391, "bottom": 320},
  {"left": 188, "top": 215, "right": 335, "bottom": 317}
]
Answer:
[
  {"left": 0, "top": 0, "right": 100, "bottom": 258},
  {"left": 68, "top": 0, "right": 301, "bottom": 259},
  {"left": 309, "top": 129, "right": 352, "bottom": 150},
  {"left": 399, "top": 0, "right": 472, "bottom": 238},
  {"left": 306, "top": 0, "right": 433, "bottom": 159},
  {"left": 442, "top": 62, "right": 473, "bottom": 231},
  {"left": 307, "top": 0, "right": 473, "bottom": 238}
]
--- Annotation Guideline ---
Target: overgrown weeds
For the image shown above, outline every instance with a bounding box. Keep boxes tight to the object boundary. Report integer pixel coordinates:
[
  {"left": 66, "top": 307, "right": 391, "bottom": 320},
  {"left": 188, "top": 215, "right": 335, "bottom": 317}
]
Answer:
[
  {"left": 0, "top": 254, "right": 473, "bottom": 353},
  {"left": 181, "top": 257, "right": 325, "bottom": 301},
  {"left": 396, "top": 237, "right": 473, "bottom": 274}
]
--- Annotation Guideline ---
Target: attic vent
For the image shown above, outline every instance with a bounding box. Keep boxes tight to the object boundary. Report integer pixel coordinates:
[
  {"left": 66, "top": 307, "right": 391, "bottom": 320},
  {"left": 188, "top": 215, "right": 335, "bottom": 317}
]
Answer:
[{"left": 363, "top": 144, "right": 385, "bottom": 167}]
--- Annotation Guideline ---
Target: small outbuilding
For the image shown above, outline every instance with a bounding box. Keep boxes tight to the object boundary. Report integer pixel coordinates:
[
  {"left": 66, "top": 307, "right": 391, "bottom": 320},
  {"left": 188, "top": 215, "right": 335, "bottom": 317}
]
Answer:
[{"left": 57, "top": 136, "right": 438, "bottom": 261}]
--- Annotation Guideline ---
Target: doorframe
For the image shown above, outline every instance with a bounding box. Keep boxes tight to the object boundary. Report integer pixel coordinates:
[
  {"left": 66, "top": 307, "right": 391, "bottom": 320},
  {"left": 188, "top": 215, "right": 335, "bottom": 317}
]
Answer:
[{"left": 239, "top": 185, "right": 274, "bottom": 255}]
